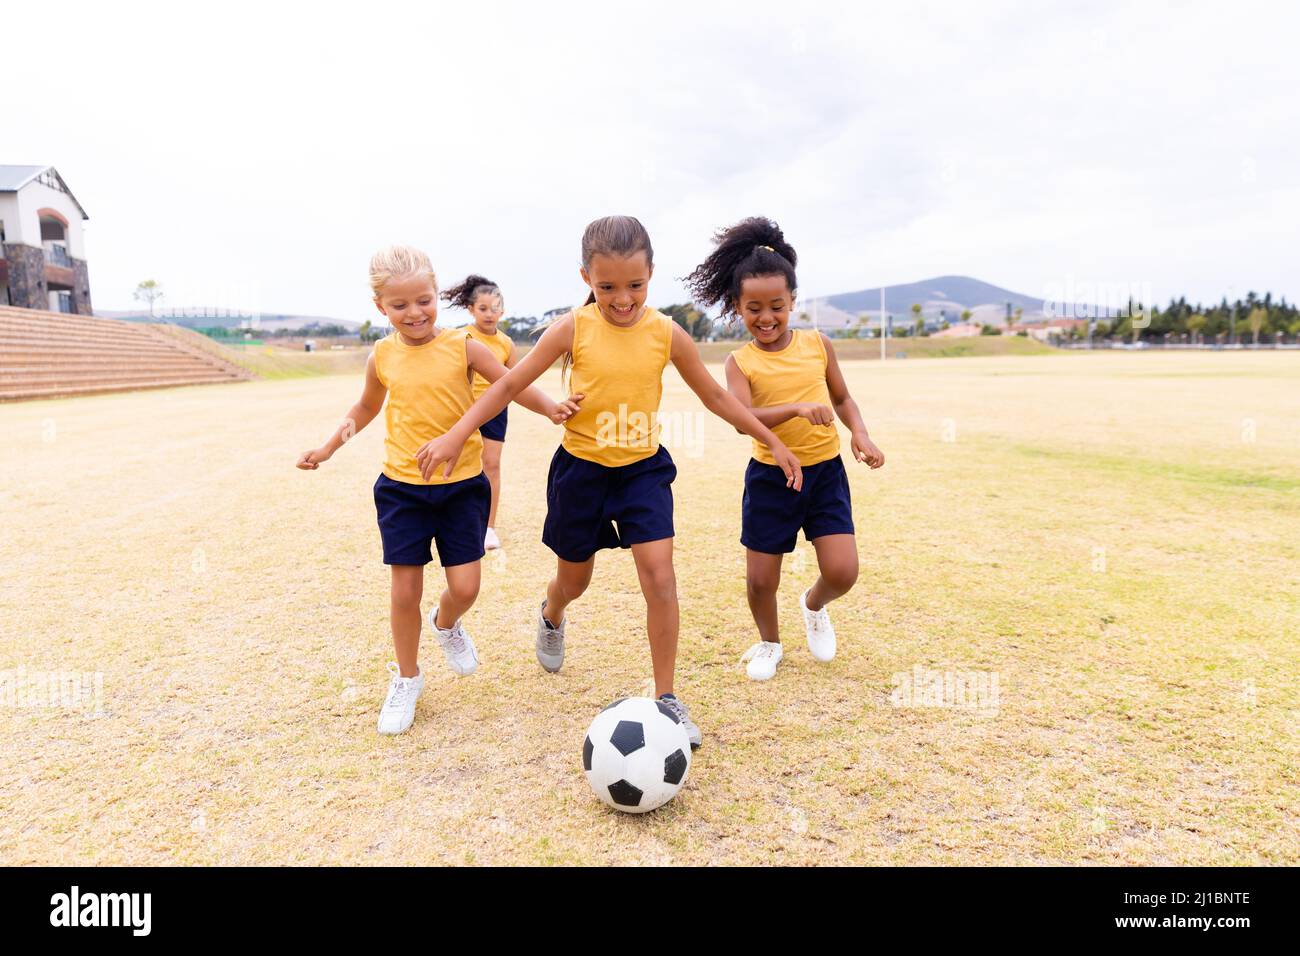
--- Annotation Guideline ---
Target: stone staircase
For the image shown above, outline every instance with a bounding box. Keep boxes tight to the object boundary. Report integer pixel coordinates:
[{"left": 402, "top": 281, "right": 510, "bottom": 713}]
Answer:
[{"left": 0, "top": 306, "right": 254, "bottom": 401}]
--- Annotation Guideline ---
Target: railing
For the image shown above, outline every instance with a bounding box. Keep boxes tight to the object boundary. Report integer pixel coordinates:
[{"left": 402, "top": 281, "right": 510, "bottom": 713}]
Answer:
[{"left": 44, "top": 243, "right": 72, "bottom": 267}]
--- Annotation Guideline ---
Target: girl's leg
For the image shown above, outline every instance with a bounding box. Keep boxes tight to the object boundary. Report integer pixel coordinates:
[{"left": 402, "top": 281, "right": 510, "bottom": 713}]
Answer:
[
  {"left": 390, "top": 564, "right": 424, "bottom": 677},
  {"left": 544, "top": 556, "right": 595, "bottom": 624},
  {"left": 745, "top": 549, "right": 785, "bottom": 643},
  {"left": 482, "top": 438, "right": 504, "bottom": 528},
  {"left": 630, "top": 538, "right": 678, "bottom": 697},
  {"left": 434, "top": 560, "right": 482, "bottom": 629},
  {"left": 806, "top": 534, "right": 859, "bottom": 610}
]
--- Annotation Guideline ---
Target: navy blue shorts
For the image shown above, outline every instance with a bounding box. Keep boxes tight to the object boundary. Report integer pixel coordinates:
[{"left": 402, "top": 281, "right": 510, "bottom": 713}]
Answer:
[
  {"left": 373, "top": 471, "right": 490, "bottom": 567},
  {"left": 479, "top": 405, "right": 508, "bottom": 442},
  {"left": 741, "top": 454, "right": 855, "bottom": 554},
  {"left": 542, "top": 445, "right": 676, "bottom": 563}
]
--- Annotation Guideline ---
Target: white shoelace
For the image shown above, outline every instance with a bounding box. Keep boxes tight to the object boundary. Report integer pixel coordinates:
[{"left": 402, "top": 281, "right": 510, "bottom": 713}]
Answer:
[
  {"left": 804, "top": 596, "right": 831, "bottom": 632},
  {"left": 441, "top": 625, "right": 467, "bottom": 654},
  {"left": 741, "top": 641, "right": 781, "bottom": 662},
  {"left": 383, "top": 665, "right": 415, "bottom": 711}
]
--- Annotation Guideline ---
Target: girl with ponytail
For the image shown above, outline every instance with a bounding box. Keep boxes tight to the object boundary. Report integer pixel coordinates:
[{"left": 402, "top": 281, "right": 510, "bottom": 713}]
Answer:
[
  {"left": 414, "top": 215, "right": 806, "bottom": 747},
  {"left": 685, "top": 217, "right": 885, "bottom": 682},
  {"left": 441, "top": 275, "right": 513, "bottom": 551}
]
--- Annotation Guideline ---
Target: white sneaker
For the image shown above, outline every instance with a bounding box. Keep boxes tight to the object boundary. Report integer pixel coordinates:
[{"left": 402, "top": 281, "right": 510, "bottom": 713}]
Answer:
[
  {"left": 377, "top": 662, "right": 424, "bottom": 735},
  {"left": 801, "top": 588, "right": 836, "bottom": 662},
  {"left": 484, "top": 527, "right": 501, "bottom": 550},
  {"left": 741, "top": 641, "right": 784, "bottom": 681},
  {"left": 430, "top": 610, "right": 479, "bottom": 675}
]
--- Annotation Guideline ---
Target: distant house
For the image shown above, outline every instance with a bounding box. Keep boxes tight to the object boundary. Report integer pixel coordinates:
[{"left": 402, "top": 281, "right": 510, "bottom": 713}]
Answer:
[{"left": 0, "top": 165, "right": 92, "bottom": 314}]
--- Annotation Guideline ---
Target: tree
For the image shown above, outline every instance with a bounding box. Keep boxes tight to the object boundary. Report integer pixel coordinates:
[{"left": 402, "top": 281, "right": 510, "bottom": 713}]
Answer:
[
  {"left": 1247, "top": 306, "right": 1267, "bottom": 346},
  {"left": 661, "top": 303, "right": 714, "bottom": 340},
  {"left": 134, "top": 280, "right": 164, "bottom": 319},
  {"left": 910, "top": 303, "right": 922, "bottom": 337},
  {"left": 1186, "top": 313, "right": 1206, "bottom": 345},
  {"left": 960, "top": 309, "right": 972, "bottom": 325}
]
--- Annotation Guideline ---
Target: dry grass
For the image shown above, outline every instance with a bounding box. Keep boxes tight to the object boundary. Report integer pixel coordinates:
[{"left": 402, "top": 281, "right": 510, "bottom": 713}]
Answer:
[{"left": 1, "top": 350, "right": 1296, "bottom": 865}]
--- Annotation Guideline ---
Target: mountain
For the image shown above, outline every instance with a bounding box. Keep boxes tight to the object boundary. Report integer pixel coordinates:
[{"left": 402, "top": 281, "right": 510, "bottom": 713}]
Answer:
[{"left": 796, "top": 275, "right": 1057, "bottom": 330}]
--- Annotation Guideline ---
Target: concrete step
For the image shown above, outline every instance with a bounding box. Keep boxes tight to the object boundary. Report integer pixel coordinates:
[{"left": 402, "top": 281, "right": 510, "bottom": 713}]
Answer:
[{"left": 0, "top": 377, "right": 250, "bottom": 402}]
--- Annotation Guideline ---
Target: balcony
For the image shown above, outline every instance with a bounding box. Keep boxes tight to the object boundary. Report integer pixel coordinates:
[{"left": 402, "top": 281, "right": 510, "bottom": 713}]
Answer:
[{"left": 44, "top": 242, "right": 72, "bottom": 267}]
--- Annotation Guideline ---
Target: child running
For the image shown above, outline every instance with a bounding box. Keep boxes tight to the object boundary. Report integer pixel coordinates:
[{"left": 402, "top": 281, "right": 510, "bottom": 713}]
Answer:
[
  {"left": 684, "top": 217, "right": 885, "bottom": 681},
  {"left": 296, "top": 245, "right": 581, "bottom": 734},
  {"left": 414, "top": 215, "right": 804, "bottom": 747},
  {"left": 441, "top": 275, "right": 514, "bottom": 551}
]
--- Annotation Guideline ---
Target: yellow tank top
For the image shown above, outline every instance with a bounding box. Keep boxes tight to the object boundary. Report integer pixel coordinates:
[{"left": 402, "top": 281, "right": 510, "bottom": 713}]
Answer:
[
  {"left": 373, "top": 329, "right": 484, "bottom": 485},
  {"left": 463, "top": 325, "right": 513, "bottom": 401},
  {"left": 562, "top": 303, "right": 674, "bottom": 467},
  {"left": 731, "top": 329, "right": 841, "bottom": 467}
]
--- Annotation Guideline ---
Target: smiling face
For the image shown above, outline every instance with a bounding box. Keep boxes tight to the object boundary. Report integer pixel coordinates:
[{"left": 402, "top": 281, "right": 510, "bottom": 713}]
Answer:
[
  {"left": 738, "top": 273, "right": 795, "bottom": 349},
  {"left": 580, "top": 252, "right": 653, "bottom": 325},
  {"left": 470, "top": 291, "right": 504, "bottom": 334},
  {"left": 374, "top": 273, "right": 438, "bottom": 345}
]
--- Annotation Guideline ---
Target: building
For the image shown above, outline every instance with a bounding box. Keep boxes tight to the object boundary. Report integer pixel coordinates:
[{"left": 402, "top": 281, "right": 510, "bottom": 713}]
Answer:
[{"left": 0, "top": 165, "right": 92, "bottom": 314}]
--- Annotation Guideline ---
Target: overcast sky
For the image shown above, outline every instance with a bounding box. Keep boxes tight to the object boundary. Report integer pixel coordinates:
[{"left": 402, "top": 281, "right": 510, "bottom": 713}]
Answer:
[{"left": 7, "top": 0, "right": 1297, "bottom": 323}]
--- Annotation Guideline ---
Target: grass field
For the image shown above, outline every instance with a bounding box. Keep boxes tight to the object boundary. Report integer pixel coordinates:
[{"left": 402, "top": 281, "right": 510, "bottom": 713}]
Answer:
[{"left": 1, "top": 350, "right": 1296, "bottom": 865}]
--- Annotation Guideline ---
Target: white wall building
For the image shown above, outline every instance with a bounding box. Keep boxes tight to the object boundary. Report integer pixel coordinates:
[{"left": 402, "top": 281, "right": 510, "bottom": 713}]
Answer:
[{"left": 0, "top": 165, "right": 92, "bottom": 314}]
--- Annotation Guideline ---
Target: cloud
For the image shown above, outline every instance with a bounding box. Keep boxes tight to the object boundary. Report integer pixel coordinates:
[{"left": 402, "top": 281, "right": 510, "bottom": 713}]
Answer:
[{"left": 5, "top": 0, "right": 1297, "bottom": 319}]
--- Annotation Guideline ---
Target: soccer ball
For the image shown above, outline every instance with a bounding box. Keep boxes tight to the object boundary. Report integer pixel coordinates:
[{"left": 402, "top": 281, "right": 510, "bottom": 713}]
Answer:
[{"left": 582, "top": 697, "right": 692, "bottom": 813}]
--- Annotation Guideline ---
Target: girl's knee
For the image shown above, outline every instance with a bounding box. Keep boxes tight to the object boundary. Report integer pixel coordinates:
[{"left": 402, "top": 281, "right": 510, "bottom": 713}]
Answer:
[
  {"left": 643, "top": 565, "right": 677, "bottom": 604},
  {"left": 824, "top": 560, "right": 858, "bottom": 594},
  {"left": 557, "top": 574, "right": 590, "bottom": 603},
  {"left": 447, "top": 578, "right": 480, "bottom": 606},
  {"left": 746, "top": 570, "right": 780, "bottom": 599}
]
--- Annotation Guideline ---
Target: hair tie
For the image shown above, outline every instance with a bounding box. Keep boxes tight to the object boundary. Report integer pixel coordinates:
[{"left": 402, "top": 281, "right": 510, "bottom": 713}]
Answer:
[{"left": 758, "top": 245, "right": 775, "bottom": 253}]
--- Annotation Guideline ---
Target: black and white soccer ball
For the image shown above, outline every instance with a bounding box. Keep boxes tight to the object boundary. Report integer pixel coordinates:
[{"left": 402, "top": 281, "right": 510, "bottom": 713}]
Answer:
[{"left": 582, "top": 697, "right": 692, "bottom": 813}]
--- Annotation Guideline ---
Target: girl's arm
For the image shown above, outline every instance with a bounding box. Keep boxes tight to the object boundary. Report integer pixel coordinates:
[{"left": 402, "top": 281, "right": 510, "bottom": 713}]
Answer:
[
  {"left": 296, "top": 351, "right": 387, "bottom": 469},
  {"left": 722, "top": 355, "right": 835, "bottom": 433},
  {"left": 669, "top": 324, "right": 804, "bottom": 491},
  {"left": 465, "top": 338, "right": 581, "bottom": 423},
  {"left": 417, "top": 315, "right": 578, "bottom": 479},
  {"left": 821, "top": 332, "right": 885, "bottom": 468}
]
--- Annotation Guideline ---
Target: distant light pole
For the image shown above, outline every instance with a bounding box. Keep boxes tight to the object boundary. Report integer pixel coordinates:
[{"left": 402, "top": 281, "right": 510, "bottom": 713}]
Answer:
[
  {"left": 1228, "top": 284, "right": 1237, "bottom": 347},
  {"left": 880, "top": 284, "right": 886, "bottom": 360}
]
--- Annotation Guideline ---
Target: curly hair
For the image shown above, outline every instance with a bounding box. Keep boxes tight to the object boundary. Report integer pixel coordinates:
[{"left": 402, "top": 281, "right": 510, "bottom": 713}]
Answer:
[
  {"left": 440, "top": 274, "right": 501, "bottom": 311},
  {"left": 683, "top": 217, "right": 797, "bottom": 317}
]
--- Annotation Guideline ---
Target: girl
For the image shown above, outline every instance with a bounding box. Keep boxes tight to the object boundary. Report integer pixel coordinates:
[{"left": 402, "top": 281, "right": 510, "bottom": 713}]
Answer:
[
  {"left": 442, "top": 275, "right": 513, "bottom": 551},
  {"left": 684, "top": 217, "right": 885, "bottom": 682},
  {"left": 414, "top": 215, "right": 805, "bottom": 748},
  {"left": 296, "top": 245, "right": 581, "bottom": 735}
]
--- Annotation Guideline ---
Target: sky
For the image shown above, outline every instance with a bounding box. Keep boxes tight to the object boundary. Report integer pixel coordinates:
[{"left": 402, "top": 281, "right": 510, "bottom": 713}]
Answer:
[{"left": 6, "top": 0, "right": 1297, "bottom": 324}]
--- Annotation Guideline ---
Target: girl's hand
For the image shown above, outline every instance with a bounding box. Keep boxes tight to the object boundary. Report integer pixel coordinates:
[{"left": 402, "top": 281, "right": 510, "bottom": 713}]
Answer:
[
  {"left": 549, "top": 392, "right": 585, "bottom": 424},
  {"left": 772, "top": 443, "right": 805, "bottom": 492},
  {"left": 297, "top": 447, "right": 332, "bottom": 470},
  {"left": 798, "top": 402, "right": 835, "bottom": 426},
  {"left": 852, "top": 432, "right": 885, "bottom": 468},
  {"left": 416, "top": 434, "right": 465, "bottom": 481}
]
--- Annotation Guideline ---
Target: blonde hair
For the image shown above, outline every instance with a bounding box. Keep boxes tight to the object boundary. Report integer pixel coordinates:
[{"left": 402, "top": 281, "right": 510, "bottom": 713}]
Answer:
[{"left": 369, "top": 244, "right": 437, "bottom": 298}]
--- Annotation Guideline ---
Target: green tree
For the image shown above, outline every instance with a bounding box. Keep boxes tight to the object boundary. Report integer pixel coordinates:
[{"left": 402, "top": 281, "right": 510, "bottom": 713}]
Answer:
[
  {"left": 1186, "top": 313, "right": 1206, "bottom": 345},
  {"left": 134, "top": 279, "right": 164, "bottom": 319},
  {"left": 1246, "top": 306, "right": 1267, "bottom": 346},
  {"left": 662, "top": 303, "right": 714, "bottom": 340},
  {"left": 960, "top": 309, "right": 972, "bottom": 325}
]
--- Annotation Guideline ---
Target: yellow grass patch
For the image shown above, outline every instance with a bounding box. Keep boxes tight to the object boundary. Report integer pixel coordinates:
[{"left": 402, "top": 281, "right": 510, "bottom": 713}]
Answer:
[{"left": 1, "top": 351, "right": 1296, "bottom": 864}]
